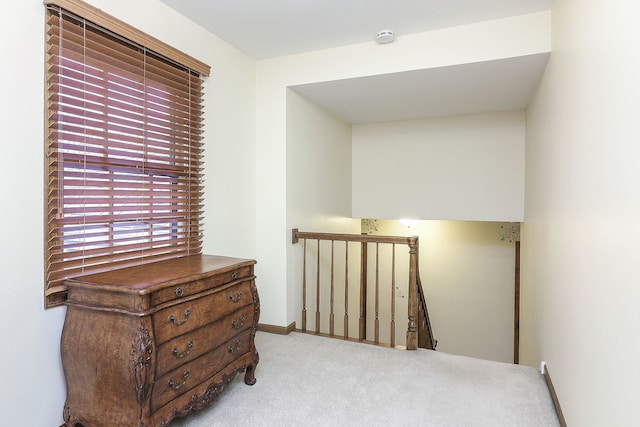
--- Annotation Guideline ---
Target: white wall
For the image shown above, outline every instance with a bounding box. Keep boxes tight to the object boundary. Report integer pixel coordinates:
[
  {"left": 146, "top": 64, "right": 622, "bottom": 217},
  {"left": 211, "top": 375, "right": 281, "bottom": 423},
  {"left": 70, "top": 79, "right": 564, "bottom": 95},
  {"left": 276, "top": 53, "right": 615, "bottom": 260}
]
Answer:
[
  {"left": 257, "top": 12, "right": 550, "bottom": 327},
  {"left": 0, "top": 2, "right": 63, "bottom": 423},
  {"left": 285, "top": 90, "right": 359, "bottom": 327},
  {"left": 0, "top": 1, "right": 255, "bottom": 425},
  {"left": 522, "top": 0, "right": 640, "bottom": 425},
  {"left": 352, "top": 112, "right": 525, "bottom": 221}
]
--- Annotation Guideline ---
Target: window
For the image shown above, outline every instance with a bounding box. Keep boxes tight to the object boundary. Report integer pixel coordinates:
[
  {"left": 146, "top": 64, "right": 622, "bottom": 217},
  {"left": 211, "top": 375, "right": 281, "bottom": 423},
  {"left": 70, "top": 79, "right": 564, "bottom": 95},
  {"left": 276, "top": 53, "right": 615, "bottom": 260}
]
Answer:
[{"left": 44, "top": 0, "right": 210, "bottom": 308}]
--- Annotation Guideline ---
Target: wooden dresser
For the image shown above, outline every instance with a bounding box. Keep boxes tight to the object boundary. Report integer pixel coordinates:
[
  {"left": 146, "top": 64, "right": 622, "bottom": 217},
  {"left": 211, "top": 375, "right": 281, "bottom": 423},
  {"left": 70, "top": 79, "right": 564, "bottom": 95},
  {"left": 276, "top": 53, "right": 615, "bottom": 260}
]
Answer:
[{"left": 61, "top": 255, "right": 260, "bottom": 427}]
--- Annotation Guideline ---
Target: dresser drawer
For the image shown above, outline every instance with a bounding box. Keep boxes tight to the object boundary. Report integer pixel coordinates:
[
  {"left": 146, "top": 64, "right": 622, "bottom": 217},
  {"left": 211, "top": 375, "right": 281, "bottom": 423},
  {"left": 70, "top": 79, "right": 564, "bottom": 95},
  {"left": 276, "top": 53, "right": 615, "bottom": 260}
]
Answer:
[
  {"left": 155, "top": 304, "right": 255, "bottom": 377},
  {"left": 152, "top": 279, "right": 253, "bottom": 344},
  {"left": 151, "top": 265, "right": 252, "bottom": 307},
  {"left": 151, "top": 329, "right": 254, "bottom": 412}
]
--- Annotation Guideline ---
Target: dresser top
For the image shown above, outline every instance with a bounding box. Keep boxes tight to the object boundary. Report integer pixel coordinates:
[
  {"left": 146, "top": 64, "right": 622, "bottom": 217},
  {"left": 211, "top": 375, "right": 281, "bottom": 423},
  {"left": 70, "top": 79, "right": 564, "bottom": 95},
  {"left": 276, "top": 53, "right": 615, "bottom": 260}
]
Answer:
[{"left": 64, "top": 254, "right": 255, "bottom": 295}]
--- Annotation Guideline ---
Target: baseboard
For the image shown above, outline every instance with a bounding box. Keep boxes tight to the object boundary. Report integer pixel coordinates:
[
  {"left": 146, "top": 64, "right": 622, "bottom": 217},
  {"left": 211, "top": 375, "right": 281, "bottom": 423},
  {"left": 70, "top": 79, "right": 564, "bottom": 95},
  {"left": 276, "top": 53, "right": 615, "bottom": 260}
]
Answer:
[
  {"left": 258, "top": 322, "right": 296, "bottom": 335},
  {"left": 542, "top": 363, "right": 567, "bottom": 427}
]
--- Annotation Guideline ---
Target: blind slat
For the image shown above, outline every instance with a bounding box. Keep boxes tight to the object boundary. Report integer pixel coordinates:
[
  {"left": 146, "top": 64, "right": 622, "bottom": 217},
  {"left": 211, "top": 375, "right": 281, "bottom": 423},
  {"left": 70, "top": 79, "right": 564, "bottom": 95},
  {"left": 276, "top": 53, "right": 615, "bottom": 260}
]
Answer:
[
  {"left": 49, "top": 236, "right": 203, "bottom": 264},
  {"left": 47, "top": 217, "right": 201, "bottom": 235},
  {"left": 47, "top": 76, "right": 204, "bottom": 129},
  {"left": 49, "top": 93, "right": 200, "bottom": 133},
  {"left": 47, "top": 243, "right": 204, "bottom": 285},
  {"left": 47, "top": 131, "right": 203, "bottom": 159}
]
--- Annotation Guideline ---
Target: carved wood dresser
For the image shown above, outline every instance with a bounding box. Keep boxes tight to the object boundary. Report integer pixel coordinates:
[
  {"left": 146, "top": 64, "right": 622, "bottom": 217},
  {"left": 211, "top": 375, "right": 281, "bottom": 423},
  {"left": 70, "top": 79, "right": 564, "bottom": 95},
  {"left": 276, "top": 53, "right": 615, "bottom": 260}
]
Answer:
[{"left": 61, "top": 254, "right": 260, "bottom": 426}]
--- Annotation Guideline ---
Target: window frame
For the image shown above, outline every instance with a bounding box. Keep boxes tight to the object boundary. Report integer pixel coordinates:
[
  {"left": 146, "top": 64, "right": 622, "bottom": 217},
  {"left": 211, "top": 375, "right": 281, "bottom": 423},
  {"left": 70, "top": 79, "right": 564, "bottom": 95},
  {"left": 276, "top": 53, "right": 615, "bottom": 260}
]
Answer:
[{"left": 44, "top": 0, "right": 211, "bottom": 308}]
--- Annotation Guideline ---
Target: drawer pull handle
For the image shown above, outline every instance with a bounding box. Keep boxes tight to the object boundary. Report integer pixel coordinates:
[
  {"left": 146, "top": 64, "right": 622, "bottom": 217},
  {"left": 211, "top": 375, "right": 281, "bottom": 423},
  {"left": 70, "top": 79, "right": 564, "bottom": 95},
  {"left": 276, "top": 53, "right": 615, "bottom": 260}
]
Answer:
[
  {"left": 231, "top": 316, "right": 246, "bottom": 329},
  {"left": 171, "top": 341, "right": 193, "bottom": 359},
  {"left": 228, "top": 290, "right": 242, "bottom": 303},
  {"left": 175, "top": 287, "right": 184, "bottom": 297},
  {"left": 231, "top": 271, "right": 238, "bottom": 279},
  {"left": 168, "top": 309, "right": 190, "bottom": 326},
  {"left": 167, "top": 371, "right": 189, "bottom": 390},
  {"left": 228, "top": 339, "right": 242, "bottom": 355}
]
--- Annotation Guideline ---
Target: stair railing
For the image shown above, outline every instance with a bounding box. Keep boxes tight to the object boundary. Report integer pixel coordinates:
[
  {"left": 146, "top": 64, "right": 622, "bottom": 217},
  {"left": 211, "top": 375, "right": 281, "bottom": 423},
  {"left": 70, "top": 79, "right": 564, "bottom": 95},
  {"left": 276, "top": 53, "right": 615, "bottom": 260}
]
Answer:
[{"left": 292, "top": 229, "right": 436, "bottom": 350}]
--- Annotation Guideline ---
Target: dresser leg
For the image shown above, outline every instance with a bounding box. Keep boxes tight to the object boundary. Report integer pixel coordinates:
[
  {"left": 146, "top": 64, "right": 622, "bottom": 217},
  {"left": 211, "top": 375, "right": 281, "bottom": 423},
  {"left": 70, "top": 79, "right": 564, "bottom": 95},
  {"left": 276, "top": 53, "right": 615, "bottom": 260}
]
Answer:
[
  {"left": 63, "top": 402, "right": 81, "bottom": 426},
  {"left": 244, "top": 365, "right": 256, "bottom": 385},
  {"left": 244, "top": 350, "right": 259, "bottom": 385}
]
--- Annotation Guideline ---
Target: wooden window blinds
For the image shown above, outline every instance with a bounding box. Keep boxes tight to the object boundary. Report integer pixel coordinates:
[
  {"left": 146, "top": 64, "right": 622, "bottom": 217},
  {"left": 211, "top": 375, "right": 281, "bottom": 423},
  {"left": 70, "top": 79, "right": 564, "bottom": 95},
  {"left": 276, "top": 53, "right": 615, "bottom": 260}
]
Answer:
[{"left": 44, "top": 0, "right": 211, "bottom": 308}]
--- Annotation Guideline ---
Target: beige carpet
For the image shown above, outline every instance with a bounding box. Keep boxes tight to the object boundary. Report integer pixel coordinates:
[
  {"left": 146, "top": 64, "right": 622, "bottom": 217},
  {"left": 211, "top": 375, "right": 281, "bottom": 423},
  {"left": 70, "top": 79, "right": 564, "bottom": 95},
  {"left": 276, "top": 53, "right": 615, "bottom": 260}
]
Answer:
[{"left": 170, "top": 331, "right": 559, "bottom": 427}]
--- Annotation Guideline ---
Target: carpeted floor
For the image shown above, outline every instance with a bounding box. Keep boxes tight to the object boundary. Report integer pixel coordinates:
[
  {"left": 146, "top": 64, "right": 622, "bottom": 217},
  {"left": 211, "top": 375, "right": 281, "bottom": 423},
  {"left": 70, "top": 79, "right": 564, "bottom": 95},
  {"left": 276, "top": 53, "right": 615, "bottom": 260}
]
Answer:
[{"left": 170, "top": 331, "right": 559, "bottom": 427}]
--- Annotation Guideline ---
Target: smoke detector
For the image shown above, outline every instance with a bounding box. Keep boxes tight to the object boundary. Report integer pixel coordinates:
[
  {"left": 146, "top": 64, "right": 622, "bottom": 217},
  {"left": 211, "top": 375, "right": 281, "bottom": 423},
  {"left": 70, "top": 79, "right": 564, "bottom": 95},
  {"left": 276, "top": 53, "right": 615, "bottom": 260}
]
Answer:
[{"left": 376, "top": 29, "right": 395, "bottom": 44}]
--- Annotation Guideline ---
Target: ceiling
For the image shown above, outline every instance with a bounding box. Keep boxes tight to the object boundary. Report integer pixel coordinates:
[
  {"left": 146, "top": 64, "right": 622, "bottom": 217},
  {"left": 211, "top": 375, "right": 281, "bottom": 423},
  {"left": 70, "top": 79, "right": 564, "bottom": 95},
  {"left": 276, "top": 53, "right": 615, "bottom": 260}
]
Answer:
[
  {"left": 291, "top": 53, "right": 549, "bottom": 124},
  {"left": 159, "top": 0, "right": 552, "bottom": 123},
  {"left": 160, "top": 0, "right": 551, "bottom": 60}
]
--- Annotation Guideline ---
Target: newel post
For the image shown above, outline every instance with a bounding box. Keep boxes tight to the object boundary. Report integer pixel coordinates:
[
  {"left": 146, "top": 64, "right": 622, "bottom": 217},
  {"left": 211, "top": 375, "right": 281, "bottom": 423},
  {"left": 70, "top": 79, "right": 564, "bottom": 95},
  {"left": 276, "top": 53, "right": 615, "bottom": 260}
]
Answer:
[
  {"left": 359, "top": 234, "right": 368, "bottom": 341},
  {"left": 406, "top": 237, "right": 418, "bottom": 350}
]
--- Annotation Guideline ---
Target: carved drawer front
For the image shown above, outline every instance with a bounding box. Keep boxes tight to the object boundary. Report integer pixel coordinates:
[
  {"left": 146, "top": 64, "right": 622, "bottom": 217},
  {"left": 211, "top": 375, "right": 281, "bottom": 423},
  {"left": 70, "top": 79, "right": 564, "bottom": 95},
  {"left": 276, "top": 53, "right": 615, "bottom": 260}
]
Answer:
[
  {"left": 151, "top": 329, "right": 253, "bottom": 413},
  {"left": 151, "top": 266, "right": 252, "bottom": 306},
  {"left": 155, "top": 304, "right": 255, "bottom": 376},
  {"left": 152, "top": 279, "right": 253, "bottom": 344}
]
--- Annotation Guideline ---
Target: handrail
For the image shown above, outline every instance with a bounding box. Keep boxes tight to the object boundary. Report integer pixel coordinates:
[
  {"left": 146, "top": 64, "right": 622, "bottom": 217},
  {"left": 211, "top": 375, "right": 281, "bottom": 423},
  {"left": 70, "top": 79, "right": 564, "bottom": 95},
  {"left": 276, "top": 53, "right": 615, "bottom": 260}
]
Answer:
[
  {"left": 413, "top": 241, "right": 437, "bottom": 350},
  {"left": 417, "top": 270, "right": 437, "bottom": 350},
  {"left": 292, "top": 230, "right": 418, "bottom": 245},
  {"left": 292, "top": 228, "right": 435, "bottom": 351}
]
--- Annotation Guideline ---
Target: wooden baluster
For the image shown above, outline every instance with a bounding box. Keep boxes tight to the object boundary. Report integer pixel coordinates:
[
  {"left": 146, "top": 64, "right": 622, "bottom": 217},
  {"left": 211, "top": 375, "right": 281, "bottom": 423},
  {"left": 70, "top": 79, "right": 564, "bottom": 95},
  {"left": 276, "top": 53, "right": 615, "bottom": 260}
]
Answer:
[
  {"left": 390, "top": 244, "right": 396, "bottom": 348},
  {"left": 359, "top": 238, "right": 368, "bottom": 341},
  {"left": 316, "top": 239, "right": 320, "bottom": 334},
  {"left": 514, "top": 240, "right": 521, "bottom": 364},
  {"left": 302, "top": 238, "right": 307, "bottom": 332},
  {"left": 406, "top": 237, "right": 418, "bottom": 350},
  {"left": 330, "top": 240, "right": 335, "bottom": 337},
  {"left": 293, "top": 229, "right": 432, "bottom": 350},
  {"left": 374, "top": 242, "right": 380, "bottom": 344},
  {"left": 344, "top": 241, "right": 349, "bottom": 340}
]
